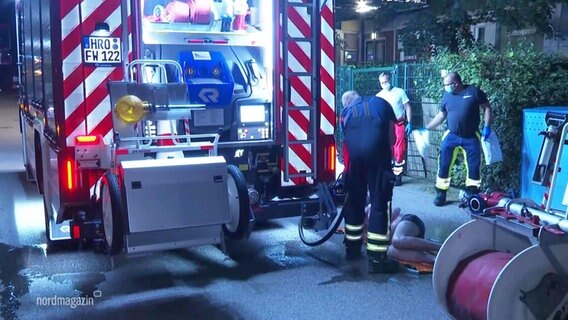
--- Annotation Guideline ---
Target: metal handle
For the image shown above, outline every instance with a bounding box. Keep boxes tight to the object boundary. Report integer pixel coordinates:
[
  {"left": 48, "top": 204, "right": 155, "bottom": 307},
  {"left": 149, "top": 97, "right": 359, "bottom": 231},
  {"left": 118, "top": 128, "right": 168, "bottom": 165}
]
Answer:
[{"left": 128, "top": 59, "right": 184, "bottom": 84}]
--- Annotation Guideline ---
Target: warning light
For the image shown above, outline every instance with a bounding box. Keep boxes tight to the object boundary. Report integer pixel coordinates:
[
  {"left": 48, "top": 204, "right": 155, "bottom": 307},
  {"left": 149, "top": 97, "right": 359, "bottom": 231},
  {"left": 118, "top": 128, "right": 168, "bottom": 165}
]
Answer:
[
  {"left": 72, "top": 225, "right": 81, "bottom": 239},
  {"left": 76, "top": 135, "right": 101, "bottom": 145},
  {"left": 66, "top": 160, "right": 74, "bottom": 190},
  {"left": 114, "top": 95, "right": 149, "bottom": 124},
  {"left": 328, "top": 145, "right": 336, "bottom": 172}
]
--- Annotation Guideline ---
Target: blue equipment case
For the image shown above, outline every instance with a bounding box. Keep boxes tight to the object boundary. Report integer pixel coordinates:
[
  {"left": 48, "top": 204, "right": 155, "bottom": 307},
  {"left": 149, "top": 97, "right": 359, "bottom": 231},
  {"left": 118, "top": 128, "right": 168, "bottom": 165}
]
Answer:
[
  {"left": 179, "top": 50, "right": 235, "bottom": 107},
  {"left": 522, "top": 107, "right": 568, "bottom": 213}
]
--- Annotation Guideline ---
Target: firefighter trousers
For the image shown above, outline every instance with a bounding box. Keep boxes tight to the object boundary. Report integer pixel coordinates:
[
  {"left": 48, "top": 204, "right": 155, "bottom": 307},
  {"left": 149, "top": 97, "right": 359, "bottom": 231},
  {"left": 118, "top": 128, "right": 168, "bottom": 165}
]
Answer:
[
  {"left": 342, "top": 159, "right": 395, "bottom": 259},
  {"left": 436, "top": 131, "right": 482, "bottom": 191},
  {"left": 392, "top": 120, "right": 407, "bottom": 176}
]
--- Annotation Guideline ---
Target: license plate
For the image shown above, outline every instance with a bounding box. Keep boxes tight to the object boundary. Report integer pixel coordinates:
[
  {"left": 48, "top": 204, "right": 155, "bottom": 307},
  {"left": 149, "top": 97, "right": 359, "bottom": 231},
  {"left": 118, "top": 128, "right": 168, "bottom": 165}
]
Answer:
[{"left": 82, "top": 36, "right": 122, "bottom": 66}]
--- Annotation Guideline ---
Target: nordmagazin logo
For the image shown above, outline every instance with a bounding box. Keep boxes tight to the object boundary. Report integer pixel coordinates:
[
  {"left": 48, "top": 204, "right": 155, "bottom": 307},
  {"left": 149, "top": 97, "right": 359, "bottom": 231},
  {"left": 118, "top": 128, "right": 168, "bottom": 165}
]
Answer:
[{"left": 36, "top": 290, "right": 101, "bottom": 308}]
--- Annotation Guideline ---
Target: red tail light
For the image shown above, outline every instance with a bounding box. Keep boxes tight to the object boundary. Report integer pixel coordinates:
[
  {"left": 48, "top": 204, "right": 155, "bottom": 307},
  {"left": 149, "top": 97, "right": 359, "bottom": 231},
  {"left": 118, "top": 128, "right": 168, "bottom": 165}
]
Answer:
[
  {"left": 75, "top": 135, "right": 101, "bottom": 145},
  {"left": 327, "top": 145, "right": 336, "bottom": 172},
  {"left": 72, "top": 225, "right": 81, "bottom": 239},
  {"left": 66, "top": 160, "right": 74, "bottom": 190}
]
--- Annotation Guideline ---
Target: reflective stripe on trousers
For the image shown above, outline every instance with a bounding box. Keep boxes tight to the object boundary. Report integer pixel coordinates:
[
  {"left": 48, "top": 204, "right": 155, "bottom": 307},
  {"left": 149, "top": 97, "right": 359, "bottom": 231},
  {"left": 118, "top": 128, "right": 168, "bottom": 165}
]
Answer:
[{"left": 436, "top": 131, "right": 482, "bottom": 190}]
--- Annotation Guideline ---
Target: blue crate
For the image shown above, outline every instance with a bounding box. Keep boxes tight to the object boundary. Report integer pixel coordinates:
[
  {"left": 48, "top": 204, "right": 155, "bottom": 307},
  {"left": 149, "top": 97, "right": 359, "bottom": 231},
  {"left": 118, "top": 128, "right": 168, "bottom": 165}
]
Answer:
[
  {"left": 179, "top": 51, "right": 235, "bottom": 107},
  {"left": 522, "top": 107, "right": 568, "bottom": 213}
]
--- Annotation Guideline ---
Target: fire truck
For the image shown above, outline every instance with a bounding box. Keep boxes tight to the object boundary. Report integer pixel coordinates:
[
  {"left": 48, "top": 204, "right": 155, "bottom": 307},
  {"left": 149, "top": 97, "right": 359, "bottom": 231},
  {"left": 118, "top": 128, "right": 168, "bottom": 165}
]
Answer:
[{"left": 16, "top": 0, "right": 340, "bottom": 254}]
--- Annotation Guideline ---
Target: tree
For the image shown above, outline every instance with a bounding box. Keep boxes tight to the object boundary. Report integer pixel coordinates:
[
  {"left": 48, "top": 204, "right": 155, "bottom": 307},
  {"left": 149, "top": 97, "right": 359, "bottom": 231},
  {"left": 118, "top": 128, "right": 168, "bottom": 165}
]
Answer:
[{"left": 335, "top": 0, "right": 568, "bottom": 60}]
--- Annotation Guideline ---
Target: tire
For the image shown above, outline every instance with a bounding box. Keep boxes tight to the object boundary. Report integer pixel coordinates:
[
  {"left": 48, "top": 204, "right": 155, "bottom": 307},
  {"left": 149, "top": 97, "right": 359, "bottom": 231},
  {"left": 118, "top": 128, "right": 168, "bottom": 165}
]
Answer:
[
  {"left": 223, "top": 165, "right": 252, "bottom": 239},
  {"left": 100, "top": 172, "right": 124, "bottom": 254}
]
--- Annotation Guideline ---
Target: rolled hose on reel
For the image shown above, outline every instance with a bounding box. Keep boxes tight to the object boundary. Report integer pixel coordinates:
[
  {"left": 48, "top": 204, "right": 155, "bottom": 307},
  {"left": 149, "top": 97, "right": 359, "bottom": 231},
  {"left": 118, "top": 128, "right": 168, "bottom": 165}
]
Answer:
[
  {"left": 164, "top": 0, "right": 214, "bottom": 24},
  {"left": 446, "top": 250, "right": 515, "bottom": 319},
  {"left": 433, "top": 217, "right": 568, "bottom": 320}
]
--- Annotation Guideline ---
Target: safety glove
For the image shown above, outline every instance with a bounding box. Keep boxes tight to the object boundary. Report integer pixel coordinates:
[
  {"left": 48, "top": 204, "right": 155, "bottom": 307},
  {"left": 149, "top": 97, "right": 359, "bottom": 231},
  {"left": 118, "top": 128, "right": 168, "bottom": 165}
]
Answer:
[
  {"left": 482, "top": 125, "right": 491, "bottom": 140},
  {"left": 405, "top": 123, "right": 413, "bottom": 136}
]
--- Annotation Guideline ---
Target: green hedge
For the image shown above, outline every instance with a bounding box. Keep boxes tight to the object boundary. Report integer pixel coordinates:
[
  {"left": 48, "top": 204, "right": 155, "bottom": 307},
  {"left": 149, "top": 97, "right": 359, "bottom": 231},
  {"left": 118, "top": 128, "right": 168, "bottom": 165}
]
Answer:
[{"left": 414, "top": 41, "right": 568, "bottom": 192}]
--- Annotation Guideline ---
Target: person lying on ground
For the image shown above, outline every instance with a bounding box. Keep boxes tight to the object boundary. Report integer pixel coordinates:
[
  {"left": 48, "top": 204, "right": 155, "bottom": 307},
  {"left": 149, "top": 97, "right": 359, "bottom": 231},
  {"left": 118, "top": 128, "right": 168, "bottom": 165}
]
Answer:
[
  {"left": 361, "top": 205, "right": 441, "bottom": 263},
  {"left": 386, "top": 207, "right": 442, "bottom": 265},
  {"left": 339, "top": 204, "right": 442, "bottom": 266}
]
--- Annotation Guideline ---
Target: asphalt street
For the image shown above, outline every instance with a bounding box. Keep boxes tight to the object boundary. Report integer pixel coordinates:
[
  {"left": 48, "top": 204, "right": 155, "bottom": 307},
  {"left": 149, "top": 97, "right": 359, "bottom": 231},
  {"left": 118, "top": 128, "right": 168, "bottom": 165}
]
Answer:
[{"left": 0, "top": 93, "right": 470, "bottom": 320}]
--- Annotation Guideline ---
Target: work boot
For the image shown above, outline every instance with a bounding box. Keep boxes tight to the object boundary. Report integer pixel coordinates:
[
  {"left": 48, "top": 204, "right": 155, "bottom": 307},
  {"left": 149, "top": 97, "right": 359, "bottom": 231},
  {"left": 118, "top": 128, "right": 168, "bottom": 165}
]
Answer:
[
  {"left": 434, "top": 188, "right": 447, "bottom": 207},
  {"left": 368, "top": 253, "right": 400, "bottom": 274},
  {"left": 345, "top": 240, "right": 363, "bottom": 261},
  {"left": 394, "top": 174, "right": 402, "bottom": 186},
  {"left": 465, "top": 186, "right": 480, "bottom": 196}
]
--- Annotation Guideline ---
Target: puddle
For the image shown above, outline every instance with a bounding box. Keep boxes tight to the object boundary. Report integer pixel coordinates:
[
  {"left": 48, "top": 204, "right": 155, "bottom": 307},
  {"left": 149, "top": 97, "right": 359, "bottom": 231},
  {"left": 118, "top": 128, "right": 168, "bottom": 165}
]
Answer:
[
  {"left": 263, "top": 242, "right": 311, "bottom": 268},
  {"left": 0, "top": 243, "right": 40, "bottom": 319},
  {"left": 50, "top": 272, "right": 106, "bottom": 298}
]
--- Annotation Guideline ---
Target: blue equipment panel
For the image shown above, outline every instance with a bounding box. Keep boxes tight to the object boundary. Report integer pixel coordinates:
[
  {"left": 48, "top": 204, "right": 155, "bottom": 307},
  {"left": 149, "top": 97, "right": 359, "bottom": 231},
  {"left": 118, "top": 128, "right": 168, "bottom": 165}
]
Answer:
[
  {"left": 179, "top": 51, "right": 234, "bottom": 107},
  {"left": 522, "top": 107, "right": 568, "bottom": 212}
]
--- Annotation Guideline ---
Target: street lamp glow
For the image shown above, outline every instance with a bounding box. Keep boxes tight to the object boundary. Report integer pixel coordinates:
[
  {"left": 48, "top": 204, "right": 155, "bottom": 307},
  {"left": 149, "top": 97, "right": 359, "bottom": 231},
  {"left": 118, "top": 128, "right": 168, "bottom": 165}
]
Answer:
[{"left": 355, "top": 0, "right": 378, "bottom": 13}]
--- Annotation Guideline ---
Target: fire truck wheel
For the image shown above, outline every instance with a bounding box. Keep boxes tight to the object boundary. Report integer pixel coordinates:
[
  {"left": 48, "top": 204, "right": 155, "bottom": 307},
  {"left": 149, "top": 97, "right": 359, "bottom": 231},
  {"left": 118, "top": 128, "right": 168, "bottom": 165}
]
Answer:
[
  {"left": 224, "top": 165, "right": 251, "bottom": 239},
  {"left": 101, "top": 172, "right": 124, "bottom": 254}
]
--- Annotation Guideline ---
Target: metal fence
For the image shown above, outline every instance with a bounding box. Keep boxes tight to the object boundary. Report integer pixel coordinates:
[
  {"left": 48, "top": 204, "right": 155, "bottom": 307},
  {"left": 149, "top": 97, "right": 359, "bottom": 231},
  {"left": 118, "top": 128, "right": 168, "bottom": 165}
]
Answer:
[{"left": 336, "top": 63, "right": 445, "bottom": 180}]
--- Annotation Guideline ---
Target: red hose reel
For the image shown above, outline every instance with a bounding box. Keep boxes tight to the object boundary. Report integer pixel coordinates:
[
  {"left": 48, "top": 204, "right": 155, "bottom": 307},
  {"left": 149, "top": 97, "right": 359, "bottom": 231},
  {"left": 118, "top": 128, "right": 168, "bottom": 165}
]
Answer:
[
  {"left": 446, "top": 251, "right": 515, "bottom": 320},
  {"left": 433, "top": 219, "right": 568, "bottom": 320}
]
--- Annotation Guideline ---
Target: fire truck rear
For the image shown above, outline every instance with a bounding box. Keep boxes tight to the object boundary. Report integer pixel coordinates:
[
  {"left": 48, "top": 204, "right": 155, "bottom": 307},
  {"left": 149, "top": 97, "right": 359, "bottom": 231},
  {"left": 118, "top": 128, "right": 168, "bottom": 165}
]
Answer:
[{"left": 16, "top": 0, "right": 339, "bottom": 254}]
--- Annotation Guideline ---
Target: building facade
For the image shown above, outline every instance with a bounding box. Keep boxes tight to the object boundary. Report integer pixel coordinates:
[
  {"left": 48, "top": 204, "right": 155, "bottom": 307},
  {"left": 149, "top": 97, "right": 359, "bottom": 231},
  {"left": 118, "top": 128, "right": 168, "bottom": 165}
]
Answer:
[{"left": 337, "top": 3, "right": 568, "bottom": 66}]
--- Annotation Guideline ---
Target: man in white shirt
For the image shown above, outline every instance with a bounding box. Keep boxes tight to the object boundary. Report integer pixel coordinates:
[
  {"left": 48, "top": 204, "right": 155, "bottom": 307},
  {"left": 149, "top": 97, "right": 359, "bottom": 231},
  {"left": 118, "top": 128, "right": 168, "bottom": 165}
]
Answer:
[{"left": 376, "top": 73, "right": 413, "bottom": 186}]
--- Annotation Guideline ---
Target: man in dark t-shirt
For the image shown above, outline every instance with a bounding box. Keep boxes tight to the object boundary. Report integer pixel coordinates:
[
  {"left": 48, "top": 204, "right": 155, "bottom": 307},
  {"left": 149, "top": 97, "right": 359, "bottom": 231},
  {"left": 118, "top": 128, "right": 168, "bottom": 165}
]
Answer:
[
  {"left": 340, "top": 90, "right": 399, "bottom": 273},
  {"left": 425, "top": 72, "right": 492, "bottom": 206}
]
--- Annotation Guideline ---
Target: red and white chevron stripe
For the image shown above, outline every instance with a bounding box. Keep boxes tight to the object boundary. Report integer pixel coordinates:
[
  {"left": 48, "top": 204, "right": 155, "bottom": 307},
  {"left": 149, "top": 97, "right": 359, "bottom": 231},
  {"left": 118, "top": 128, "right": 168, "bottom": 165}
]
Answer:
[
  {"left": 319, "top": 0, "right": 335, "bottom": 136},
  {"left": 62, "top": 0, "right": 132, "bottom": 147},
  {"left": 279, "top": 0, "right": 335, "bottom": 186}
]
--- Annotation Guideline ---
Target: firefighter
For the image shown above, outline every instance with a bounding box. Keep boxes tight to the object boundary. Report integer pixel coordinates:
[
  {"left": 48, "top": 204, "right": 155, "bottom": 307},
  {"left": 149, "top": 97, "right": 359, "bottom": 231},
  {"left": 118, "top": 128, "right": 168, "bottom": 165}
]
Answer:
[
  {"left": 425, "top": 72, "right": 492, "bottom": 206},
  {"left": 376, "top": 72, "right": 413, "bottom": 186},
  {"left": 340, "top": 90, "right": 400, "bottom": 274}
]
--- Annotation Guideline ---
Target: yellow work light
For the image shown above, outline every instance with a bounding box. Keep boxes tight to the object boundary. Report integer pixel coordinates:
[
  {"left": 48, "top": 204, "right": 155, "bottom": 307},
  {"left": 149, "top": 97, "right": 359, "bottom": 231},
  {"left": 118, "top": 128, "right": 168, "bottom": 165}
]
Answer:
[{"left": 114, "top": 95, "right": 149, "bottom": 124}]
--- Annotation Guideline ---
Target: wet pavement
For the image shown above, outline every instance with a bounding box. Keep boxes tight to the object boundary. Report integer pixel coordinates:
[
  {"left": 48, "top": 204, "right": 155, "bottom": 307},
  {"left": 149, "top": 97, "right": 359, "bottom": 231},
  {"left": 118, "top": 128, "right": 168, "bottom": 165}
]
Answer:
[{"left": 0, "top": 93, "right": 470, "bottom": 320}]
